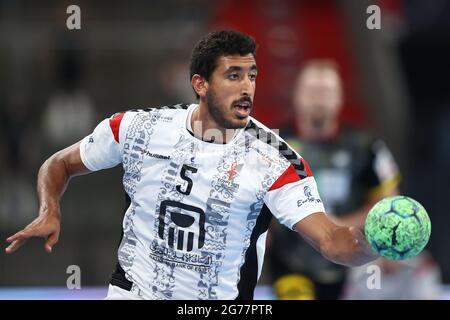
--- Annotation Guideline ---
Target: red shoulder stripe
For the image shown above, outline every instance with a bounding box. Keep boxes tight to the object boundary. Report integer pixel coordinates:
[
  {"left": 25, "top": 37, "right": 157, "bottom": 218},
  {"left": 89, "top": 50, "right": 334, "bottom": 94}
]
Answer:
[
  {"left": 269, "top": 164, "right": 301, "bottom": 191},
  {"left": 109, "top": 112, "right": 125, "bottom": 143},
  {"left": 301, "top": 158, "right": 313, "bottom": 177}
]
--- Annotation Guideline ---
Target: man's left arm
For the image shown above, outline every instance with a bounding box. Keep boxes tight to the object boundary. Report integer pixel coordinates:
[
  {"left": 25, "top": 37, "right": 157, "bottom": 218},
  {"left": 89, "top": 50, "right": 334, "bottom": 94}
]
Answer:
[
  {"left": 293, "top": 212, "right": 378, "bottom": 267},
  {"left": 263, "top": 151, "right": 379, "bottom": 268}
]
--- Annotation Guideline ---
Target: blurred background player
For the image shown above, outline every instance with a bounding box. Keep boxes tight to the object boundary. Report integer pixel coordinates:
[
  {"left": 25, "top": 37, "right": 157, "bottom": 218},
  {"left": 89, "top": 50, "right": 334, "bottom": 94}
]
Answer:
[{"left": 266, "top": 60, "right": 401, "bottom": 300}]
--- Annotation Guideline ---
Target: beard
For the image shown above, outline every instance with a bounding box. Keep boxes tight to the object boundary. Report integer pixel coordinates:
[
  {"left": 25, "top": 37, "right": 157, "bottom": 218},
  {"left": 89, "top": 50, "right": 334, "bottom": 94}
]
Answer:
[{"left": 206, "top": 89, "right": 248, "bottom": 129}]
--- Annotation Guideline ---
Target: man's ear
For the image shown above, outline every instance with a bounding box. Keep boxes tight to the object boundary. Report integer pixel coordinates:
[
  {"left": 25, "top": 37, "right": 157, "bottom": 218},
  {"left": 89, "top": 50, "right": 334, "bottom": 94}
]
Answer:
[{"left": 191, "top": 74, "right": 208, "bottom": 98}]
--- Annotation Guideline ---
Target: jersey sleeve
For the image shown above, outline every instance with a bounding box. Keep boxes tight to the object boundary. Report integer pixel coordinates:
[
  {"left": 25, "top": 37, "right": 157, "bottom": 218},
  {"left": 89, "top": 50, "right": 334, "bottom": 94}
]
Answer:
[
  {"left": 264, "top": 158, "right": 325, "bottom": 230},
  {"left": 79, "top": 112, "right": 130, "bottom": 171}
]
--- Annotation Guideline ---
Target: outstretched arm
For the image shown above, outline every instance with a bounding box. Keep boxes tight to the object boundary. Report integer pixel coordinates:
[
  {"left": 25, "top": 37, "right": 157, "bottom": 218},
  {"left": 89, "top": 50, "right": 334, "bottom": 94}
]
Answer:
[
  {"left": 294, "top": 212, "right": 378, "bottom": 267},
  {"left": 5, "top": 141, "right": 90, "bottom": 253}
]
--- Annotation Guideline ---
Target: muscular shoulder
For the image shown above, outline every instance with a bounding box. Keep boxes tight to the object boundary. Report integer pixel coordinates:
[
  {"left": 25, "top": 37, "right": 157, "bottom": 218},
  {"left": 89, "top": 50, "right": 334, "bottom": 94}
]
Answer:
[{"left": 244, "top": 117, "right": 313, "bottom": 182}]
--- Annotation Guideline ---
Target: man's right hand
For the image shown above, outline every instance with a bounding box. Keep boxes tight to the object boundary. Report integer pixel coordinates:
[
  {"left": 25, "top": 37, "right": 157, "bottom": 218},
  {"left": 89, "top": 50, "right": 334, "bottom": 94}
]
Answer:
[
  {"left": 5, "top": 142, "right": 90, "bottom": 254},
  {"left": 5, "top": 208, "right": 61, "bottom": 254}
]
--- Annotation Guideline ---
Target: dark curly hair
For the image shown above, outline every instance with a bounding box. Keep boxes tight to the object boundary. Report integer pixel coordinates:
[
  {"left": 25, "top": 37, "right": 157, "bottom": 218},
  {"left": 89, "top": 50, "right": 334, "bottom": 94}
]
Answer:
[{"left": 189, "top": 30, "right": 257, "bottom": 99}]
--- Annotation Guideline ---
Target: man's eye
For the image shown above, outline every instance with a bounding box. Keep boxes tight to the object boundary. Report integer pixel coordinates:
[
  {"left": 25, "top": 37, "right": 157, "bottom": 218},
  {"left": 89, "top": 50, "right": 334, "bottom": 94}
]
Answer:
[
  {"left": 249, "top": 74, "right": 257, "bottom": 81},
  {"left": 228, "top": 74, "right": 239, "bottom": 80}
]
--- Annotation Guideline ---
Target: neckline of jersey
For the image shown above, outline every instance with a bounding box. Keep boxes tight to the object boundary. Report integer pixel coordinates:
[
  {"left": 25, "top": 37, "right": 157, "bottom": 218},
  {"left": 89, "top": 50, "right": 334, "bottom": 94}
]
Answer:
[{"left": 182, "top": 104, "right": 247, "bottom": 149}]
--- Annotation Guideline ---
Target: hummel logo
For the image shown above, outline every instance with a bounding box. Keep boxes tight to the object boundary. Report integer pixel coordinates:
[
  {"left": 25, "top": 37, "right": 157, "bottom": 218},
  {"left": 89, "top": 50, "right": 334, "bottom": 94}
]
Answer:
[{"left": 141, "top": 150, "right": 171, "bottom": 160}]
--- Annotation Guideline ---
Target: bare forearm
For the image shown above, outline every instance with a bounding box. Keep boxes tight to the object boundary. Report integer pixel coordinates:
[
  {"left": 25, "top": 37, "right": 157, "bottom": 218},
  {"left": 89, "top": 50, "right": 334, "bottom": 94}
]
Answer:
[
  {"left": 37, "top": 154, "right": 71, "bottom": 217},
  {"left": 320, "top": 225, "right": 378, "bottom": 267},
  {"left": 37, "top": 142, "right": 90, "bottom": 217}
]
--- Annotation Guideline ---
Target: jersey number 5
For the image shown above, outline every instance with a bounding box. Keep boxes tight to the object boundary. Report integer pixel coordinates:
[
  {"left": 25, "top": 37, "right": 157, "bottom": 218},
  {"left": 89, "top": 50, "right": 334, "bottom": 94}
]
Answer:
[
  {"left": 176, "top": 164, "right": 197, "bottom": 195},
  {"left": 158, "top": 164, "right": 204, "bottom": 251}
]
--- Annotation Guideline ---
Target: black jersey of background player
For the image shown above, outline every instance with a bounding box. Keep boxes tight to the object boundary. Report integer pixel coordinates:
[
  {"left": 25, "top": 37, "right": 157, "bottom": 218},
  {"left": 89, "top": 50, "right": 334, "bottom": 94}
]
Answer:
[{"left": 267, "top": 125, "right": 400, "bottom": 298}]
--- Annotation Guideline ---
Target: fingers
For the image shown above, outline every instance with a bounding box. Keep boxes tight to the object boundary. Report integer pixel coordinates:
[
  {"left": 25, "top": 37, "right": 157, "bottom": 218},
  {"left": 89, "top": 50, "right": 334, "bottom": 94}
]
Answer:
[
  {"left": 45, "top": 233, "right": 59, "bottom": 253},
  {"left": 6, "top": 230, "right": 32, "bottom": 243},
  {"left": 5, "top": 226, "right": 58, "bottom": 254},
  {"left": 5, "top": 230, "right": 32, "bottom": 254},
  {"left": 5, "top": 238, "right": 28, "bottom": 254}
]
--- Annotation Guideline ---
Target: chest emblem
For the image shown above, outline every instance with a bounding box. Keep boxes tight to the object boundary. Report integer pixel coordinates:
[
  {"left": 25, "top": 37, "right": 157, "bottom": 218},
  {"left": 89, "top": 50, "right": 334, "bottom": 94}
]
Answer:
[{"left": 226, "top": 162, "right": 244, "bottom": 182}]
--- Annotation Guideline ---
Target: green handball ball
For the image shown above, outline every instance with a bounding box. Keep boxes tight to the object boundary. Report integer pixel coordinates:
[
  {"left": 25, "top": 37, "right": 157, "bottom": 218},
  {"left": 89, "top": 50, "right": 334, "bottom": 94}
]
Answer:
[{"left": 364, "top": 196, "right": 431, "bottom": 260}]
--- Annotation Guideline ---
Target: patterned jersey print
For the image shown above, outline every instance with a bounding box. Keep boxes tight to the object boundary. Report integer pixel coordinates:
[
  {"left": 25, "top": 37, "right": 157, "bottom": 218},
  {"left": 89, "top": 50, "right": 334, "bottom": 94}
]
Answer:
[{"left": 79, "top": 103, "right": 325, "bottom": 299}]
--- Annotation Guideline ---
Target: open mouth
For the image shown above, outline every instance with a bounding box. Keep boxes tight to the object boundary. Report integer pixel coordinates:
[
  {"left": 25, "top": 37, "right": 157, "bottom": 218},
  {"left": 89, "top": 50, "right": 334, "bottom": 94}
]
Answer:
[{"left": 233, "top": 100, "right": 252, "bottom": 118}]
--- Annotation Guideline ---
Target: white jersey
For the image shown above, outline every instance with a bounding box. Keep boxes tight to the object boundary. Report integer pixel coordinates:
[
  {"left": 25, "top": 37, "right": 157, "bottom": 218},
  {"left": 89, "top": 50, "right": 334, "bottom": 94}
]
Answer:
[{"left": 80, "top": 103, "right": 325, "bottom": 300}]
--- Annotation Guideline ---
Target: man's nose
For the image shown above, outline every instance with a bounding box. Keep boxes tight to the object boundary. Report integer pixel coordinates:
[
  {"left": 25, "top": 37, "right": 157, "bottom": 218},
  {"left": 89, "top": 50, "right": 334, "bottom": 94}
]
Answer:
[{"left": 241, "top": 77, "right": 254, "bottom": 96}]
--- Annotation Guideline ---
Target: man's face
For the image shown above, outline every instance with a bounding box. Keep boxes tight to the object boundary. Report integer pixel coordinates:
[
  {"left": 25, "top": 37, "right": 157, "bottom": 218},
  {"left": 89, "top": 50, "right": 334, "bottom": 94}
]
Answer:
[
  {"left": 293, "top": 68, "right": 342, "bottom": 128},
  {"left": 205, "top": 54, "right": 257, "bottom": 129}
]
